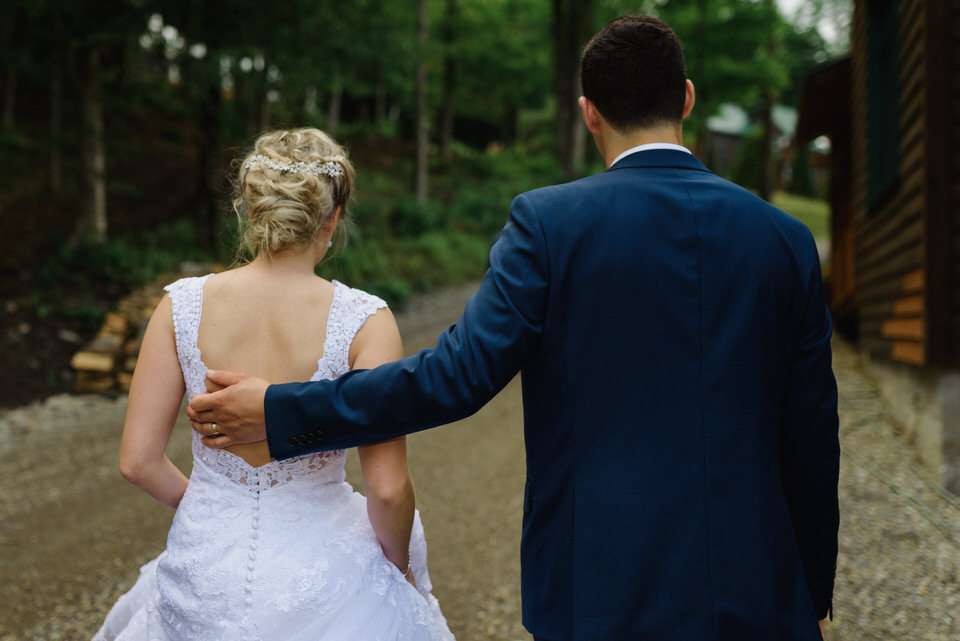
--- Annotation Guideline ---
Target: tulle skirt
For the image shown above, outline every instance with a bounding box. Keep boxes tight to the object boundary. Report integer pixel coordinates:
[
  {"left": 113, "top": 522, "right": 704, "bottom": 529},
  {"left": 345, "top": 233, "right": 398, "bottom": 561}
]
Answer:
[{"left": 92, "top": 459, "right": 454, "bottom": 641}]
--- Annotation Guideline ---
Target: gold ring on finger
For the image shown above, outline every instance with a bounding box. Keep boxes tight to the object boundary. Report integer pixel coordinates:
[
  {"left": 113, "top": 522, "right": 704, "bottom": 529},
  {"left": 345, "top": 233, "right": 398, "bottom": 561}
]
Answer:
[{"left": 210, "top": 422, "right": 219, "bottom": 436}]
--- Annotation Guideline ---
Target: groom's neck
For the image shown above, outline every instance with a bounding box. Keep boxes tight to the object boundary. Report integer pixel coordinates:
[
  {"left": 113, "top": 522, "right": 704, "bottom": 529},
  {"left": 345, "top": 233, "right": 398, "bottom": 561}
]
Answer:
[{"left": 599, "top": 122, "right": 685, "bottom": 168}]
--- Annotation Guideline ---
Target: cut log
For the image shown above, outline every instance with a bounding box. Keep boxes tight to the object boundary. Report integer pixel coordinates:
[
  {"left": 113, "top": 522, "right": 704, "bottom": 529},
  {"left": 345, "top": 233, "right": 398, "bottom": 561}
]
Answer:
[
  {"left": 102, "top": 312, "right": 128, "bottom": 335},
  {"left": 73, "top": 371, "right": 116, "bottom": 393},
  {"left": 116, "top": 372, "right": 133, "bottom": 392},
  {"left": 71, "top": 351, "right": 115, "bottom": 372},
  {"left": 87, "top": 332, "right": 123, "bottom": 353}
]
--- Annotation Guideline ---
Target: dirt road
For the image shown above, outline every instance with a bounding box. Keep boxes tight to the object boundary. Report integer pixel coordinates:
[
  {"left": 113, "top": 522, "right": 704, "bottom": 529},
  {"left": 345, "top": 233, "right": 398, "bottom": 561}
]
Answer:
[
  {"left": 2, "top": 282, "right": 958, "bottom": 640},
  {"left": 0, "top": 283, "right": 529, "bottom": 641}
]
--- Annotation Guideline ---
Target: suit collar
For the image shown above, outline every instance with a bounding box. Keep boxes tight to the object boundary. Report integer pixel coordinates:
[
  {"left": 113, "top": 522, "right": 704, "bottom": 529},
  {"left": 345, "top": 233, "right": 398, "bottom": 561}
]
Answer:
[{"left": 606, "top": 149, "right": 710, "bottom": 173}]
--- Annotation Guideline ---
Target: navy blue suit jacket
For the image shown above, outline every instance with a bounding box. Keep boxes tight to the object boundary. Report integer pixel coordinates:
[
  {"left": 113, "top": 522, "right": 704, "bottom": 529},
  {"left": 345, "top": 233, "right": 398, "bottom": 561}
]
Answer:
[{"left": 265, "top": 150, "right": 839, "bottom": 641}]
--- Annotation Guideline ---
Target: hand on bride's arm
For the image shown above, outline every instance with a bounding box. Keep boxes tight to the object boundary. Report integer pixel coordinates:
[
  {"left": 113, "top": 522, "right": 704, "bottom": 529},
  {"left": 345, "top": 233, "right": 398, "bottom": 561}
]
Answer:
[
  {"left": 186, "top": 370, "right": 270, "bottom": 448},
  {"left": 119, "top": 295, "right": 189, "bottom": 509}
]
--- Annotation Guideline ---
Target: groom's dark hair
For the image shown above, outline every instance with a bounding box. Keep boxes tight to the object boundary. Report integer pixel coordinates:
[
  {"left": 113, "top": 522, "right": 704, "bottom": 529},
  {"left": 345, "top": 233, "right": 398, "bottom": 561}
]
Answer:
[{"left": 580, "top": 15, "right": 687, "bottom": 131}]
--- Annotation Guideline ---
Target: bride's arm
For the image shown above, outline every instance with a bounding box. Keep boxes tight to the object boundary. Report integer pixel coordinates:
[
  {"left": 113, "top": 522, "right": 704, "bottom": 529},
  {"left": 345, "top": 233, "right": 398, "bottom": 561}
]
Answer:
[
  {"left": 118, "top": 295, "right": 189, "bottom": 509},
  {"left": 351, "top": 309, "right": 416, "bottom": 585}
]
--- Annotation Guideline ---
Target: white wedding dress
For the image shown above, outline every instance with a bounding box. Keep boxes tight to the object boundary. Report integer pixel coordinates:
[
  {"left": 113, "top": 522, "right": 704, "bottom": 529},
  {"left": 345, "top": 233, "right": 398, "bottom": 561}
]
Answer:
[{"left": 93, "top": 275, "right": 455, "bottom": 641}]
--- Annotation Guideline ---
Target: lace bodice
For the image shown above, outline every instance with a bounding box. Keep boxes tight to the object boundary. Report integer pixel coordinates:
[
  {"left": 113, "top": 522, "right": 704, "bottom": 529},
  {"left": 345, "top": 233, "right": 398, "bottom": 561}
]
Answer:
[
  {"left": 93, "top": 275, "right": 453, "bottom": 641},
  {"left": 163, "top": 275, "right": 387, "bottom": 487}
]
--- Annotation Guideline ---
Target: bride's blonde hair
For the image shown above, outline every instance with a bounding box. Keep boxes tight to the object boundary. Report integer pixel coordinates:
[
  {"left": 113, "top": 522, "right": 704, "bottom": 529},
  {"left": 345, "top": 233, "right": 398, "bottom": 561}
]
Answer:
[{"left": 233, "top": 128, "right": 354, "bottom": 261}]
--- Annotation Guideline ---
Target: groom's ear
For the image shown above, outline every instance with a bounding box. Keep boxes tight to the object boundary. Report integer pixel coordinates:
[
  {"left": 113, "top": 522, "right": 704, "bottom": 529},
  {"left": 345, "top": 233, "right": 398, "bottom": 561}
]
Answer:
[
  {"left": 682, "top": 79, "right": 696, "bottom": 121},
  {"left": 579, "top": 96, "right": 603, "bottom": 134}
]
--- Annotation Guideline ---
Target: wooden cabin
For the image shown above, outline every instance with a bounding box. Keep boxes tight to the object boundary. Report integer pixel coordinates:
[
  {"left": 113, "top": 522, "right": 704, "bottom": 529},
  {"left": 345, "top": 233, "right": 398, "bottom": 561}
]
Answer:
[{"left": 796, "top": 0, "right": 959, "bottom": 491}]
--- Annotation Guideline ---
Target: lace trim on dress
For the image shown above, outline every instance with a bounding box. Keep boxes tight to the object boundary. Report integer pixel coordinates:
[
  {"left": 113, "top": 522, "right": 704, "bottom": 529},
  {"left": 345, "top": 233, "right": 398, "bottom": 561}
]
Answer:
[
  {"left": 313, "top": 280, "right": 388, "bottom": 380},
  {"left": 163, "top": 276, "right": 385, "bottom": 489},
  {"left": 164, "top": 275, "right": 213, "bottom": 404}
]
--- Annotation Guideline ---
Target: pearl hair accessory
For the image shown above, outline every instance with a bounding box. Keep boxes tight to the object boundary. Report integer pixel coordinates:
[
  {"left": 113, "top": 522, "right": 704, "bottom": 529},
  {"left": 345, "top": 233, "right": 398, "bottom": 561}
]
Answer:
[{"left": 242, "top": 154, "right": 345, "bottom": 182}]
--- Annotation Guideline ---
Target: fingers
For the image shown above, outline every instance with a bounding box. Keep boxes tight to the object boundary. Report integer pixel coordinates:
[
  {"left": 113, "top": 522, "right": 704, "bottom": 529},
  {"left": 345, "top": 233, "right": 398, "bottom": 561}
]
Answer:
[
  {"left": 201, "top": 434, "right": 234, "bottom": 448},
  {"left": 189, "top": 417, "right": 233, "bottom": 449},
  {"left": 189, "top": 391, "right": 218, "bottom": 413},
  {"left": 189, "top": 417, "right": 215, "bottom": 437},
  {"left": 185, "top": 404, "right": 205, "bottom": 423},
  {"left": 206, "top": 369, "right": 244, "bottom": 388}
]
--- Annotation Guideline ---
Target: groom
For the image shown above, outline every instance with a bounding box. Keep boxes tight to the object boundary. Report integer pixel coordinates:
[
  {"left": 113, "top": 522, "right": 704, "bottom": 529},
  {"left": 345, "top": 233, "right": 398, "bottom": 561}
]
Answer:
[{"left": 189, "top": 15, "right": 838, "bottom": 641}]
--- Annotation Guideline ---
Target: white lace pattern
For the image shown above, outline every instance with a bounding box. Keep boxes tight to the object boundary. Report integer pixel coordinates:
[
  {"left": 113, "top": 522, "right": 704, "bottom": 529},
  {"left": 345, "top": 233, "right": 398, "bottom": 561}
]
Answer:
[{"left": 93, "top": 276, "right": 454, "bottom": 641}]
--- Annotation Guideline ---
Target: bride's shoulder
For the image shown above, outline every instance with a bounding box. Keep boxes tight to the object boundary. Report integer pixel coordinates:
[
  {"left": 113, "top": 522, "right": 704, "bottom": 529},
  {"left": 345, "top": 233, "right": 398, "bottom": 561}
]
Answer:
[
  {"left": 340, "top": 284, "right": 400, "bottom": 368},
  {"left": 163, "top": 272, "right": 215, "bottom": 295},
  {"left": 331, "top": 280, "right": 389, "bottom": 314}
]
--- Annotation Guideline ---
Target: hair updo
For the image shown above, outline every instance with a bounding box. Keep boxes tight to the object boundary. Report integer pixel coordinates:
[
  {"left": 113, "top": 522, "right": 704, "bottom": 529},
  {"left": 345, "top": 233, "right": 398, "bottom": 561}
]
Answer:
[{"left": 233, "top": 128, "right": 354, "bottom": 261}]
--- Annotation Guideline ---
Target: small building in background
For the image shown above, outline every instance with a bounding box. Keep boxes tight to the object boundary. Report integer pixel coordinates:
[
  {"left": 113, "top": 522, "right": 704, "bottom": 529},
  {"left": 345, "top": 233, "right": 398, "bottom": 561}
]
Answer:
[
  {"left": 705, "top": 103, "right": 752, "bottom": 177},
  {"left": 704, "top": 101, "right": 802, "bottom": 192},
  {"left": 796, "top": 0, "right": 960, "bottom": 493}
]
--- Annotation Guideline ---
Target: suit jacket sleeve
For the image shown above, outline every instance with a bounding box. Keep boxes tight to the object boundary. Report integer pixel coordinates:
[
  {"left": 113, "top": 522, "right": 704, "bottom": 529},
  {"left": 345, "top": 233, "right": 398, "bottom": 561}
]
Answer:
[
  {"left": 779, "top": 230, "right": 840, "bottom": 620},
  {"left": 264, "top": 193, "right": 549, "bottom": 459}
]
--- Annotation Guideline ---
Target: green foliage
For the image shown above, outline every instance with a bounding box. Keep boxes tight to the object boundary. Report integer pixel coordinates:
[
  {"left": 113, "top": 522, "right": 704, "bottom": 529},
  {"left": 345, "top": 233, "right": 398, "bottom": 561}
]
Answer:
[
  {"left": 38, "top": 219, "right": 209, "bottom": 291},
  {"left": 315, "top": 146, "right": 562, "bottom": 306},
  {"left": 57, "top": 298, "right": 108, "bottom": 330},
  {"left": 1, "top": 0, "right": 842, "bottom": 318},
  {"left": 771, "top": 191, "right": 829, "bottom": 239},
  {"left": 389, "top": 198, "right": 445, "bottom": 237},
  {"left": 447, "top": 0, "right": 552, "bottom": 127}
]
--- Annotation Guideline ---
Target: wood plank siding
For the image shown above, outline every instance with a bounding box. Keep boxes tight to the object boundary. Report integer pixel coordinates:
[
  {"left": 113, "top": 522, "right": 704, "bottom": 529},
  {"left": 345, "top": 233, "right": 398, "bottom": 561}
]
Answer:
[
  {"left": 948, "top": 0, "right": 959, "bottom": 366},
  {"left": 787, "top": 0, "right": 958, "bottom": 367},
  {"left": 794, "top": 59, "right": 855, "bottom": 317},
  {"left": 923, "top": 0, "right": 960, "bottom": 367},
  {"left": 850, "top": 0, "right": 928, "bottom": 365}
]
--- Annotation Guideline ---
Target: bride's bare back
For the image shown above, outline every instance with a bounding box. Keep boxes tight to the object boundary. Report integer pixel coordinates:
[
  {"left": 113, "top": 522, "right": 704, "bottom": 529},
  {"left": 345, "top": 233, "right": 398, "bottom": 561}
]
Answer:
[
  {"left": 197, "top": 266, "right": 336, "bottom": 467},
  {"left": 113, "top": 129, "right": 427, "bottom": 630}
]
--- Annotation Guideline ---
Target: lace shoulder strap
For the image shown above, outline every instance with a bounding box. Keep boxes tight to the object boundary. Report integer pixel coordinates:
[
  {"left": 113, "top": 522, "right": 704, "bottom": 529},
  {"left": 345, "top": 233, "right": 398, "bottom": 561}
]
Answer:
[
  {"left": 163, "top": 274, "right": 213, "bottom": 398},
  {"left": 321, "top": 281, "right": 388, "bottom": 377}
]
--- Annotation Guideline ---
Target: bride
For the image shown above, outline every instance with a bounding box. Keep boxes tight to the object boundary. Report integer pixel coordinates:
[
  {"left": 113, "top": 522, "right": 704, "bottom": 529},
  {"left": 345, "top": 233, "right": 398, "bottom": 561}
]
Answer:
[{"left": 93, "top": 128, "right": 455, "bottom": 640}]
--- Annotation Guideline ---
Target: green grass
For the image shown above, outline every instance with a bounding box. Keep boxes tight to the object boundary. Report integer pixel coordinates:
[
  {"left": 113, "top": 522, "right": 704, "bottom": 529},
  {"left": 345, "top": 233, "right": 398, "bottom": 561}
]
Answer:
[{"left": 771, "top": 191, "right": 830, "bottom": 240}]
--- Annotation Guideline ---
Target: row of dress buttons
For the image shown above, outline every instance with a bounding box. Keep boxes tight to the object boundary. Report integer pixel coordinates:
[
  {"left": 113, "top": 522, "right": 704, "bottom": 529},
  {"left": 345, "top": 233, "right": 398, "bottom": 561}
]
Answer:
[{"left": 244, "top": 472, "right": 261, "bottom": 613}]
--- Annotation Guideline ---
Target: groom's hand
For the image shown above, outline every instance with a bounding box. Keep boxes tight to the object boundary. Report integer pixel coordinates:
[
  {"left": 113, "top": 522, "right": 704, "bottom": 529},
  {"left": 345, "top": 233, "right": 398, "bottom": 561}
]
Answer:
[{"left": 186, "top": 370, "right": 269, "bottom": 448}]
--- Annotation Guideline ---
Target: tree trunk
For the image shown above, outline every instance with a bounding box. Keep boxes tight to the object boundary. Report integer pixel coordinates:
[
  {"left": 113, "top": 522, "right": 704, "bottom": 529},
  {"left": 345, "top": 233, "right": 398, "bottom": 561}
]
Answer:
[
  {"left": 501, "top": 102, "right": 518, "bottom": 144},
  {"left": 3, "top": 69, "right": 15, "bottom": 131},
  {"left": 440, "top": 0, "right": 458, "bottom": 161},
  {"left": 440, "top": 58, "right": 454, "bottom": 160},
  {"left": 304, "top": 85, "right": 318, "bottom": 116},
  {"left": 552, "top": 0, "right": 574, "bottom": 176},
  {"left": 572, "top": 106, "right": 587, "bottom": 167},
  {"left": 258, "top": 84, "right": 270, "bottom": 134},
  {"left": 77, "top": 48, "right": 107, "bottom": 245},
  {"left": 758, "top": 6, "right": 777, "bottom": 202},
  {"left": 186, "top": 1, "right": 223, "bottom": 248},
  {"left": 692, "top": 0, "right": 710, "bottom": 162},
  {"left": 50, "top": 54, "right": 63, "bottom": 192},
  {"left": 552, "top": 0, "right": 594, "bottom": 178},
  {"left": 374, "top": 77, "right": 386, "bottom": 126},
  {"left": 1, "top": 5, "right": 24, "bottom": 132},
  {"left": 198, "top": 82, "right": 222, "bottom": 247},
  {"left": 49, "top": 9, "right": 64, "bottom": 192},
  {"left": 327, "top": 79, "right": 342, "bottom": 137},
  {"left": 245, "top": 80, "right": 256, "bottom": 138},
  {"left": 758, "top": 94, "right": 774, "bottom": 202},
  {"left": 415, "top": 0, "right": 429, "bottom": 206}
]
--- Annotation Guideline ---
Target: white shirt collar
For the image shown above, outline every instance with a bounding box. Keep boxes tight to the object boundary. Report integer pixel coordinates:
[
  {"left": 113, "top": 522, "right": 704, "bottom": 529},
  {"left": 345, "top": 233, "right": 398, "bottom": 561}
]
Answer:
[{"left": 609, "top": 143, "right": 692, "bottom": 168}]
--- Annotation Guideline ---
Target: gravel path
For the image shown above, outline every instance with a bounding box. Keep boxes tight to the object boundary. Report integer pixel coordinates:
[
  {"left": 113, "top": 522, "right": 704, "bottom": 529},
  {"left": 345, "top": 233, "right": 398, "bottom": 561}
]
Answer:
[
  {"left": 1, "top": 284, "right": 957, "bottom": 640},
  {"left": 824, "top": 341, "right": 959, "bottom": 640}
]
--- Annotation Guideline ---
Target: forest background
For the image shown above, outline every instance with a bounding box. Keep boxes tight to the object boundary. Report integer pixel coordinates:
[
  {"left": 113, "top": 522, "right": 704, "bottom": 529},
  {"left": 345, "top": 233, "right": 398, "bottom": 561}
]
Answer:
[{"left": 0, "top": 0, "right": 849, "bottom": 405}]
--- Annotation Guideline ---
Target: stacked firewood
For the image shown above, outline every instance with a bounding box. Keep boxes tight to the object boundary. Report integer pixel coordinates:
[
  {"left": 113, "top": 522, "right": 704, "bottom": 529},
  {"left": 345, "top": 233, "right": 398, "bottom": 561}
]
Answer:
[{"left": 70, "top": 265, "right": 220, "bottom": 393}]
